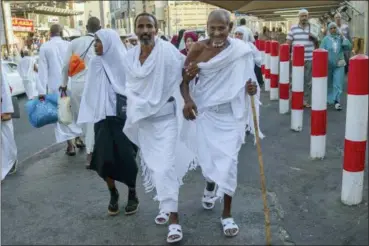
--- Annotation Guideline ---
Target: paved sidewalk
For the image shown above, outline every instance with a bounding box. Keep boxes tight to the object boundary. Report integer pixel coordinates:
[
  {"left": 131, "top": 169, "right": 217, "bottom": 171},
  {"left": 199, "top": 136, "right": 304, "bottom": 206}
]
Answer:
[{"left": 1, "top": 91, "right": 368, "bottom": 245}]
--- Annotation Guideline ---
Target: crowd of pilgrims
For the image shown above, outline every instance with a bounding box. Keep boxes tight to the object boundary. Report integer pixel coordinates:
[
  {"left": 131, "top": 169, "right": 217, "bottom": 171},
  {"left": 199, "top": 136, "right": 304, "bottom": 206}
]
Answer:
[{"left": 3, "top": 7, "right": 352, "bottom": 244}]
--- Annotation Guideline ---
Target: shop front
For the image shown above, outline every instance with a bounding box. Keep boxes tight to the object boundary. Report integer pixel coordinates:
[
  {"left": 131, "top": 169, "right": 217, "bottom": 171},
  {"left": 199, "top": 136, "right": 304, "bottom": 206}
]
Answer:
[{"left": 12, "top": 17, "right": 34, "bottom": 49}]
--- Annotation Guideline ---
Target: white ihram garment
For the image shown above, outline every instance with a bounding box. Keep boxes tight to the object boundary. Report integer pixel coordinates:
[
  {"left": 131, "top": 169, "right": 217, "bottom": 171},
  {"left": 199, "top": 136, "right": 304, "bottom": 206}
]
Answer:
[
  {"left": 123, "top": 38, "right": 196, "bottom": 213},
  {"left": 17, "top": 56, "right": 38, "bottom": 99},
  {"left": 62, "top": 34, "right": 95, "bottom": 153},
  {"left": 37, "top": 36, "right": 82, "bottom": 143},
  {"left": 182, "top": 38, "right": 260, "bottom": 198},
  {"left": 1, "top": 74, "right": 18, "bottom": 180}
]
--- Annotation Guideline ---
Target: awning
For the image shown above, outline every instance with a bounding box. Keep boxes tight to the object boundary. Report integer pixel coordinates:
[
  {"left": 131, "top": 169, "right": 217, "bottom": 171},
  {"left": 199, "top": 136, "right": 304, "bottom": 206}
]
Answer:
[
  {"left": 33, "top": 6, "right": 83, "bottom": 17},
  {"left": 200, "top": 0, "right": 343, "bottom": 20}
]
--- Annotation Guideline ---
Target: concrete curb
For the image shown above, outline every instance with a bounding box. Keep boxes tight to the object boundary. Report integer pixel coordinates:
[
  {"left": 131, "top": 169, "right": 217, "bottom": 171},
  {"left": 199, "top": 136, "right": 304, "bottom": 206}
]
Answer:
[{"left": 18, "top": 142, "right": 65, "bottom": 170}]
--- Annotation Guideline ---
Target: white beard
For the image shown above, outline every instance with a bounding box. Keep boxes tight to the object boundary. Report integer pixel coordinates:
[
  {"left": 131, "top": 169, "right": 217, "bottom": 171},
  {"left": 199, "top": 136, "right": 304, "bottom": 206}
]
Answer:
[{"left": 126, "top": 43, "right": 134, "bottom": 50}]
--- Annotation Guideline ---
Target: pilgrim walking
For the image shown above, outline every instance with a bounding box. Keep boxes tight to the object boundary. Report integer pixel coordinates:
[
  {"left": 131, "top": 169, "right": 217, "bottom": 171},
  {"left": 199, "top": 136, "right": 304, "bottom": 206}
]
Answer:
[
  {"left": 180, "top": 9, "right": 258, "bottom": 237},
  {"left": 1, "top": 73, "right": 18, "bottom": 180},
  {"left": 123, "top": 13, "right": 196, "bottom": 243},
  {"left": 78, "top": 29, "right": 139, "bottom": 216},
  {"left": 37, "top": 24, "right": 83, "bottom": 156},
  {"left": 61, "top": 17, "right": 101, "bottom": 166}
]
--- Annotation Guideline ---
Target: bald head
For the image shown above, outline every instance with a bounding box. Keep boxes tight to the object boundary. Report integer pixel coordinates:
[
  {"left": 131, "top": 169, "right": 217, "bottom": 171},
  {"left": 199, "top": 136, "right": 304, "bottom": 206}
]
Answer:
[
  {"left": 208, "top": 9, "right": 231, "bottom": 25},
  {"left": 86, "top": 17, "right": 101, "bottom": 33},
  {"left": 50, "top": 24, "right": 62, "bottom": 37}
]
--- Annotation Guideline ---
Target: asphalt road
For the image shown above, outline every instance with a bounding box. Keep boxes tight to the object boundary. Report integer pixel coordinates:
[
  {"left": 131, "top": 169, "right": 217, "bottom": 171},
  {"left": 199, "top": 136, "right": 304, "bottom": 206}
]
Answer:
[
  {"left": 2, "top": 89, "right": 367, "bottom": 245},
  {"left": 12, "top": 94, "right": 55, "bottom": 162}
]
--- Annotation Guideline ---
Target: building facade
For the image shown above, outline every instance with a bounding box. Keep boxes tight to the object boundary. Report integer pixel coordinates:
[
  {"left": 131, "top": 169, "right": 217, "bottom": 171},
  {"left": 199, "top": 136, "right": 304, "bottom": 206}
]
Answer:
[
  {"left": 165, "top": 1, "right": 218, "bottom": 35},
  {"left": 82, "top": 0, "right": 110, "bottom": 30}
]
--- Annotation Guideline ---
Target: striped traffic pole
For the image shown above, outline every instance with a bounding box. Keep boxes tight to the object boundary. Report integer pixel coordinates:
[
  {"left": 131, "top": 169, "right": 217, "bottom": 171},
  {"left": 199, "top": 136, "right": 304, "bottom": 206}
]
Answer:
[
  {"left": 255, "top": 39, "right": 260, "bottom": 49},
  {"left": 310, "top": 49, "right": 328, "bottom": 159},
  {"left": 270, "top": 41, "right": 279, "bottom": 101},
  {"left": 259, "top": 40, "right": 265, "bottom": 79},
  {"left": 291, "top": 45, "right": 305, "bottom": 131},
  {"left": 279, "top": 44, "right": 290, "bottom": 114},
  {"left": 341, "top": 55, "right": 369, "bottom": 205},
  {"left": 264, "top": 40, "right": 271, "bottom": 92}
]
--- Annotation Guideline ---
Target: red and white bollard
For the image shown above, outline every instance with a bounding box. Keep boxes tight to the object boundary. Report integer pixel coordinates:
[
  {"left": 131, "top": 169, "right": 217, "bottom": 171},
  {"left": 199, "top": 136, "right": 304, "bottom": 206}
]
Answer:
[
  {"left": 279, "top": 44, "right": 290, "bottom": 114},
  {"left": 341, "top": 55, "right": 369, "bottom": 205},
  {"left": 259, "top": 40, "right": 265, "bottom": 79},
  {"left": 270, "top": 41, "right": 279, "bottom": 100},
  {"left": 310, "top": 49, "right": 328, "bottom": 159},
  {"left": 264, "top": 41, "right": 271, "bottom": 91},
  {"left": 291, "top": 45, "right": 305, "bottom": 131}
]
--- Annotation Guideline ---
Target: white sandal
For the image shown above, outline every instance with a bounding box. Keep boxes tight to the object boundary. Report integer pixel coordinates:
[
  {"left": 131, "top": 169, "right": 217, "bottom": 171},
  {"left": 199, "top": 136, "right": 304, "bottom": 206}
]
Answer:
[
  {"left": 155, "top": 211, "right": 170, "bottom": 225},
  {"left": 202, "top": 184, "right": 218, "bottom": 210},
  {"left": 167, "top": 224, "right": 183, "bottom": 243},
  {"left": 221, "top": 217, "right": 239, "bottom": 237}
]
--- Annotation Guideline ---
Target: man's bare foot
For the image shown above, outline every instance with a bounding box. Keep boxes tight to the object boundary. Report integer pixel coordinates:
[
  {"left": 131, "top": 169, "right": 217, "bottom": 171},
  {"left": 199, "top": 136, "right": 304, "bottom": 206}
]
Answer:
[
  {"left": 202, "top": 182, "right": 217, "bottom": 209},
  {"left": 86, "top": 153, "right": 92, "bottom": 169},
  {"left": 167, "top": 213, "right": 183, "bottom": 243}
]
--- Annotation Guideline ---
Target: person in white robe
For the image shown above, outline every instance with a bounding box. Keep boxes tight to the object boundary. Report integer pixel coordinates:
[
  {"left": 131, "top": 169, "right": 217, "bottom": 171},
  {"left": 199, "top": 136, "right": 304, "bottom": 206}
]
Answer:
[
  {"left": 37, "top": 24, "right": 83, "bottom": 156},
  {"left": 180, "top": 10, "right": 259, "bottom": 237},
  {"left": 78, "top": 29, "right": 139, "bottom": 216},
  {"left": 1, "top": 72, "right": 18, "bottom": 180},
  {"left": 17, "top": 50, "right": 39, "bottom": 100},
  {"left": 61, "top": 17, "right": 101, "bottom": 166},
  {"left": 122, "top": 13, "right": 196, "bottom": 244},
  {"left": 234, "top": 26, "right": 264, "bottom": 139}
]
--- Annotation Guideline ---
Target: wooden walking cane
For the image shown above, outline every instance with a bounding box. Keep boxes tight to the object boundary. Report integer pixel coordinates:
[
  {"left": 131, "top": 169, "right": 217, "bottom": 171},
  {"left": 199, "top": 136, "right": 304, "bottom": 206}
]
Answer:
[{"left": 250, "top": 90, "right": 272, "bottom": 246}]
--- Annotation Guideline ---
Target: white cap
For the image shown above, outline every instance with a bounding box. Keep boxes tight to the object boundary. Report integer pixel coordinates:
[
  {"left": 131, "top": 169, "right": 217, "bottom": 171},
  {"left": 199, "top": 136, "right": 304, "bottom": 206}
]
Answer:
[{"left": 298, "top": 9, "right": 309, "bottom": 16}]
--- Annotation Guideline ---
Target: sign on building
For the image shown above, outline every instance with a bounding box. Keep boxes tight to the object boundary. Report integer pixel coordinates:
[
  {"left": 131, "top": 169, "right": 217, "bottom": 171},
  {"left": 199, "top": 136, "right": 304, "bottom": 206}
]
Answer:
[
  {"left": 12, "top": 18, "right": 34, "bottom": 32},
  {"left": 48, "top": 16, "right": 59, "bottom": 23}
]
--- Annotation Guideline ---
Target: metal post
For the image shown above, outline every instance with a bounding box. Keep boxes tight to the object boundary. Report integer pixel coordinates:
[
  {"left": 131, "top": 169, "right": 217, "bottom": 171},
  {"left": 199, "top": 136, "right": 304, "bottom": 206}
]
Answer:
[
  {"left": 127, "top": 0, "right": 131, "bottom": 33},
  {"left": 99, "top": 1, "right": 105, "bottom": 27},
  {"left": 1, "top": 0, "right": 10, "bottom": 55},
  {"left": 167, "top": 0, "right": 170, "bottom": 36}
]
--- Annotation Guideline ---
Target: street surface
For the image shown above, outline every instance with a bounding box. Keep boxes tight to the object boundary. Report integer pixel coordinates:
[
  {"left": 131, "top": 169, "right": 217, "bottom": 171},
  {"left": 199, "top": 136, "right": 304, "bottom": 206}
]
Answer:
[{"left": 2, "top": 90, "right": 368, "bottom": 245}]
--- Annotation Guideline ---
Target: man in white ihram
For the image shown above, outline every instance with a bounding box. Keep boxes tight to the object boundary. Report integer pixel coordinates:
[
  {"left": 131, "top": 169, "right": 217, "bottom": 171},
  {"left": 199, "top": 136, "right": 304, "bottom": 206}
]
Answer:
[
  {"left": 60, "top": 17, "right": 101, "bottom": 166},
  {"left": 37, "top": 24, "right": 83, "bottom": 156},
  {"left": 180, "top": 9, "right": 258, "bottom": 237},
  {"left": 1, "top": 72, "right": 18, "bottom": 180},
  {"left": 123, "top": 13, "right": 196, "bottom": 244},
  {"left": 17, "top": 49, "right": 39, "bottom": 100}
]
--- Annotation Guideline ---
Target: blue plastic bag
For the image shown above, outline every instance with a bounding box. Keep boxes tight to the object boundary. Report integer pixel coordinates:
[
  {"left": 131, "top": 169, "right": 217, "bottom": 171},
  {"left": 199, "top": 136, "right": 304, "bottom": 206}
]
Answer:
[{"left": 25, "top": 94, "right": 59, "bottom": 128}]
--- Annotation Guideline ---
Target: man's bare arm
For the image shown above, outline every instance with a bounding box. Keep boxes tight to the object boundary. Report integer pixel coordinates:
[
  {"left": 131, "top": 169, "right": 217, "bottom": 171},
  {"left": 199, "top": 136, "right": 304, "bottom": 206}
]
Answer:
[{"left": 180, "top": 42, "right": 202, "bottom": 103}]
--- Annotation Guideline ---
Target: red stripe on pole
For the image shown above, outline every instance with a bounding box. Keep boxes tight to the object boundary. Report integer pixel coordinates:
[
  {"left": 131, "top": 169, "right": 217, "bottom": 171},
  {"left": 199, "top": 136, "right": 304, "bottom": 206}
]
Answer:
[
  {"left": 347, "top": 55, "right": 369, "bottom": 95},
  {"left": 265, "top": 41, "right": 271, "bottom": 53},
  {"left": 259, "top": 40, "right": 265, "bottom": 51},
  {"left": 270, "top": 74, "right": 279, "bottom": 88},
  {"left": 291, "top": 92, "right": 304, "bottom": 109},
  {"left": 271, "top": 41, "right": 279, "bottom": 56},
  {"left": 311, "top": 110, "right": 327, "bottom": 136},
  {"left": 265, "top": 69, "right": 270, "bottom": 79},
  {"left": 255, "top": 40, "right": 260, "bottom": 50},
  {"left": 280, "top": 44, "right": 290, "bottom": 62},
  {"left": 279, "top": 83, "right": 289, "bottom": 99},
  {"left": 261, "top": 65, "right": 265, "bottom": 75},
  {"left": 292, "top": 45, "right": 304, "bottom": 66},
  {"left": 312, "top": 49, "right": 328, "bottom": 77},
  {"left": 343, "top": 139, "right": 367, "bottom": 172}
]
